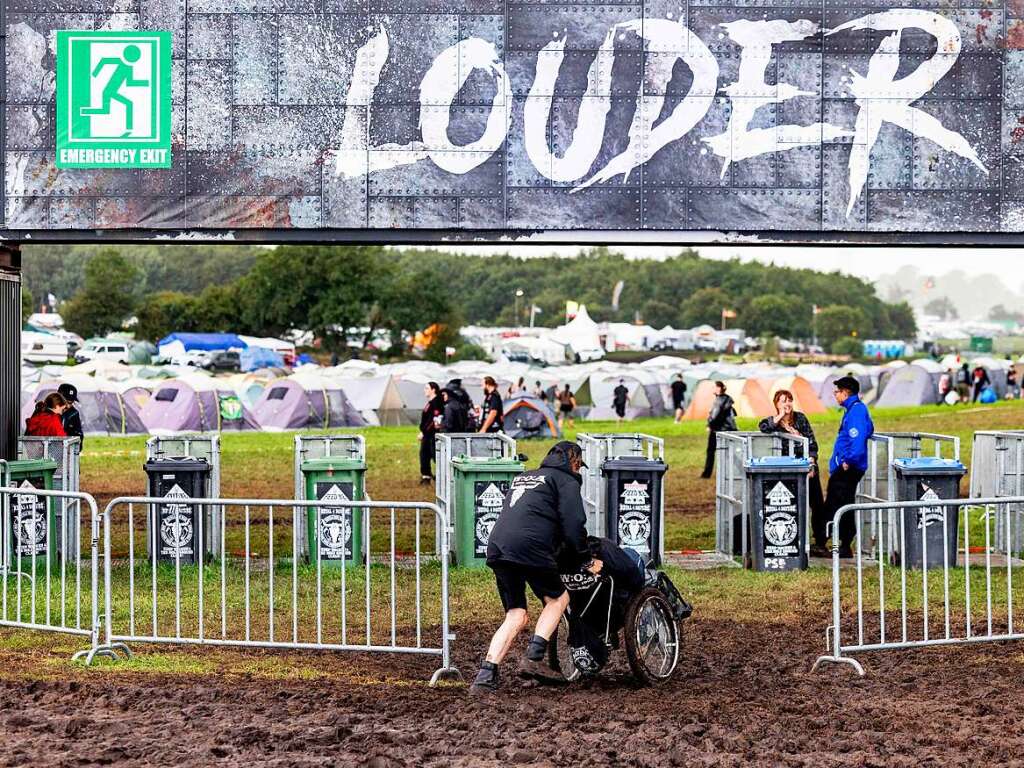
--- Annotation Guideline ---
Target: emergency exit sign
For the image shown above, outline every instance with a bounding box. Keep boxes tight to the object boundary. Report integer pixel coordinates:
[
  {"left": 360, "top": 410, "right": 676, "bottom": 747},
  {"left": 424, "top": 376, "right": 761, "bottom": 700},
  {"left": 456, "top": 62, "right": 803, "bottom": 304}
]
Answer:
[{"left": 55, "top": 30, "right": 172, "bottom": 169}]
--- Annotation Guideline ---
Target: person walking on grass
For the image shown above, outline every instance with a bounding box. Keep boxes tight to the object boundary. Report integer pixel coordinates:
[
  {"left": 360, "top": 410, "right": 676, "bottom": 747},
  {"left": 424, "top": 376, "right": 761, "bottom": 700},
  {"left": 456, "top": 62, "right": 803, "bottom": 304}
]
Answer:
[
  {"left": 417, "top": 382, "right": 444, "bottom": 485},
  {"left": 671, "top": 373, "right": 688, "bottom": 423},
  {"left": 613, "top": 379, "right": 630, "bottom": 425},
  {"left": 470, "top": 442, "right": 601, "bottom": 695},
  {"left": 823, "top": 376, "right": 874, "bottom": 558},
  {"left": 479, "top": 376, "right": 504, "bottom": 434},
  {"left": 701, "top": 381, "right": 736, "bottom": 479},
  {"left": 556, "top": 384, "right": 576, "bottom": 431}
]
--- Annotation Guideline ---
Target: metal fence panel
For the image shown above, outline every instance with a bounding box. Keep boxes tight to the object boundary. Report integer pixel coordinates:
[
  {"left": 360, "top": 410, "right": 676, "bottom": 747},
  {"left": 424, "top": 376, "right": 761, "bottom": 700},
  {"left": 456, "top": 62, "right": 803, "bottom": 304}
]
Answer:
[
  {"left": 813, "top": 496, "right": 1024, "bottom": 677},
  {"left": 578, "top": 433, "right": 664, "bottom": 539},
  {"left": 96, "top": 497, "right": 460, "bottom": 685}
]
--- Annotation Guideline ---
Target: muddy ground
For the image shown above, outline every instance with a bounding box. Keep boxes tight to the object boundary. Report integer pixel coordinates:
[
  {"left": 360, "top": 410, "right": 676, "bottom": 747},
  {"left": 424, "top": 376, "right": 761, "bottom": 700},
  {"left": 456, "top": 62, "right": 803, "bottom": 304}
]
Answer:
[{"left": 0, "top": 618, "right": 1021, "bottom": 767}]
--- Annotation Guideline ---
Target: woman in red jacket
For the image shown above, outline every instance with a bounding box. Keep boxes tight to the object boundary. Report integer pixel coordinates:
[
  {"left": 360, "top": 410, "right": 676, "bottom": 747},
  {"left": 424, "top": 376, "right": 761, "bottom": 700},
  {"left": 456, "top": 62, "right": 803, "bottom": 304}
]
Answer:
[{"left": 25, "top": 393, "right": 70, "bottom": 437}]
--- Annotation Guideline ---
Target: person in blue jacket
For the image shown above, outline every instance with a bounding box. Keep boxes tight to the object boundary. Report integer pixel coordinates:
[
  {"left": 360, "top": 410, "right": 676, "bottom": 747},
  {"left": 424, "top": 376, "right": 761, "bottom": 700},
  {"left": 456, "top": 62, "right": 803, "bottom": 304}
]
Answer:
[{"left": 821, "top": 375, "right": 874, "bottom": 558}]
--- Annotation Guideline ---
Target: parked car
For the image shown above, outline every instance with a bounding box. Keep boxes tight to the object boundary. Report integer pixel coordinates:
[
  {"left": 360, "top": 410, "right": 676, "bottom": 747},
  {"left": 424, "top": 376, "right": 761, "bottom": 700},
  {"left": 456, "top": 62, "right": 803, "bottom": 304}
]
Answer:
[
  {"left": 202, "top": 350, "right": 241, "bottom": 372},
  {"left": 74, "top": 338, "right": 130, "bottom": 364}
]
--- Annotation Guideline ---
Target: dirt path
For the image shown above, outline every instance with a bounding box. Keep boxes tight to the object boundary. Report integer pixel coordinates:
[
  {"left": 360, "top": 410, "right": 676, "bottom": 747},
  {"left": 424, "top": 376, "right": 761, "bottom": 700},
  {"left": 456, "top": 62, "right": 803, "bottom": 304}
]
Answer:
[{"left": 0, "top": 618, "right": 1021, "bottom": 767}]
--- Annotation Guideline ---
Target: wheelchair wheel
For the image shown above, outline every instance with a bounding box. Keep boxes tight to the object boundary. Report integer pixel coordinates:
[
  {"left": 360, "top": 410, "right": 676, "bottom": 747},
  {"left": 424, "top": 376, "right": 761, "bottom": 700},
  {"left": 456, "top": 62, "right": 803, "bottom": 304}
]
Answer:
[
  {"left": 547, "top": 616, "right": 581, "bottom": 683},
  {"left": 623, "top": 587, "right": 679, "bottom": 686}
]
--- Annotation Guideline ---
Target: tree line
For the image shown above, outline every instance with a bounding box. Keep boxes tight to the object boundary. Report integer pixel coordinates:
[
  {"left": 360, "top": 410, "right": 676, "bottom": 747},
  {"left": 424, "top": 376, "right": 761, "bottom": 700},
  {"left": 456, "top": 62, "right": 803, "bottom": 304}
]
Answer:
[{"left": 22, "top": 245, "right": 916, "bottom": 355}]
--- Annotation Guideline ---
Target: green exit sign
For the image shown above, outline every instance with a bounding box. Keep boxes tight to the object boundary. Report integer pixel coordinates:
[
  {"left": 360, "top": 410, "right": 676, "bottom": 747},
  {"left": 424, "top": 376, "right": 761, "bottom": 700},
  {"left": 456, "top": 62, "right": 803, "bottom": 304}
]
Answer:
[{"left": 56, "top": 30, "right": 172, "bottom": 169}]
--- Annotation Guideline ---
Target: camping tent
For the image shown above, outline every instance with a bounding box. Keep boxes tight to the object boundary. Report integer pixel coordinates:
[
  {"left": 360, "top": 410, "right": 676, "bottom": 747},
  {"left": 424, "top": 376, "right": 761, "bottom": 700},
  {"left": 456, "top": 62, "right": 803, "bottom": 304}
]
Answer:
[
  {"left": 550, "top": 305, "right": 604, "bottom": 361},
  {"left": 874, "top": 364, "right": 940, "bottom": 408},
  {"left": 764, "top": 376, "right": 827, "bottom": 415},
  {"left": 503, "top": 395, "right": 561, "bottom": 439},
  {"left": 338, "top": 375, "right": 414, "bottom": 426},
  {"left": 584, "top": 375, "right": 654, "bottom": 420},
  {"left": 139, "top": 377, "right": 260, "bottom": 434},
  {"left": 21, "top": 377, "right": 149, "bottom": 435},
  {"left": 252, "top": 378, "right": 366, "bottom": 430},
  {"left": 683, "top": 379, "right": 774, "bottom": 421}
]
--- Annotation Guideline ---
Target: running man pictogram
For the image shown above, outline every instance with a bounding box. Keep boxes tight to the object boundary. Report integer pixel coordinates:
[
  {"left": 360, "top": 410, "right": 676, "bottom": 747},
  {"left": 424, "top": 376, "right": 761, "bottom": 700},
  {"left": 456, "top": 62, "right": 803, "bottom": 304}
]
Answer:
[{"left": 79, "top": 44, "right": 150, "bottom": 136}]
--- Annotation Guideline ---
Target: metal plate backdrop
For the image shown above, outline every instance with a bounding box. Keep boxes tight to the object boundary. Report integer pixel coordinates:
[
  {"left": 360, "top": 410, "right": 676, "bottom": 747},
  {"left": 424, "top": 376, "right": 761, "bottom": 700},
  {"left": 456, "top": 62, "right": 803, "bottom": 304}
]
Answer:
[{"left": 2, "top": 1, "right": 1022, "bottom": 242}]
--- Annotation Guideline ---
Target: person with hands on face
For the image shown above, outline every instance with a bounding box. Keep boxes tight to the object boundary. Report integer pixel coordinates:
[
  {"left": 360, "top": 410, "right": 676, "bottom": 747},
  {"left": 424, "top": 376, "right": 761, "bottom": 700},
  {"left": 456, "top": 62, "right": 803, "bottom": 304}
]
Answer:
[
  {"left": 469, "top": 441, "right": 601, "bottom": 695},
  {"left": 758, "top": 389, "right": 826, "bottom": 556}
]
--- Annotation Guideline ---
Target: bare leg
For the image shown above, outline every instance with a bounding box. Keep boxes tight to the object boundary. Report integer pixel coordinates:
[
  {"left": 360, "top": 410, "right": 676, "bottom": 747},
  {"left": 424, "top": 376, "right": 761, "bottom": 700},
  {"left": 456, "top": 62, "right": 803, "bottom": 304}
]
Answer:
[
  {"left": 534, "top": 592, "right": 569, "bottom": 640},
  {"left": 484, "top": 608, "right": 528, "bottom": 664}
]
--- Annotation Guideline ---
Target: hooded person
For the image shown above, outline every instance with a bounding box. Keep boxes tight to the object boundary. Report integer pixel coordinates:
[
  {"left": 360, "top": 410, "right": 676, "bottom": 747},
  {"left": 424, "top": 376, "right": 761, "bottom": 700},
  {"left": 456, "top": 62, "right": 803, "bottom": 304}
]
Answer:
[
  {"left": 440, "top": 385, "right": 470, "bottom": 433},
  {"left": 469, "top": 441, "right": 602, "bottom": 695},
  {"left": 444, "top": 378, "right": 477, "bottom": 431},
  {"left": 701, "top": 381, "right": 736, "bottom": 479}
]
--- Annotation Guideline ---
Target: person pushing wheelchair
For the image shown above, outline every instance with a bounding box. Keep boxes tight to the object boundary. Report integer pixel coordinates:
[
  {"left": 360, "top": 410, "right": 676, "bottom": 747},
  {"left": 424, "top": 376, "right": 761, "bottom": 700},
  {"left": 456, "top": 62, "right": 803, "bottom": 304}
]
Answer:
[{"left": 469, "top": 441, "right": 602, "bottom": 695}]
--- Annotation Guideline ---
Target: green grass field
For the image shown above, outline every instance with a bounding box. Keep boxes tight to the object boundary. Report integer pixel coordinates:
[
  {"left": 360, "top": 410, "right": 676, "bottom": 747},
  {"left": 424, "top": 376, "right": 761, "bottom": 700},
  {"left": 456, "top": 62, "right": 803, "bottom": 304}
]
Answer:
[{"left": 5, "top": 400, "right": 1024, "bottom": 681}]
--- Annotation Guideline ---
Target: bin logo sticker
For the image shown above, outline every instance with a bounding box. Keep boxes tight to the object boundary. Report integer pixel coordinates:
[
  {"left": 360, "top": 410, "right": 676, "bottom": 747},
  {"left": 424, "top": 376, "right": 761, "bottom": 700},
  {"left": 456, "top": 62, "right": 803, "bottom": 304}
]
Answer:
[
  {"left": 316, "top": 483, "right": 353, "bottom": 559},
  {"left": 474, "top": 481, "right": 509, "bottom": 556},
  {"left": 56, "top": 30, "right": 172, "bottom": 169},
  {"left": 916, "top": 485, "right": 945, "bottom": 529},
  {"left": 618, "top": 480, "right": 652, "bottom": 553},
  {"left": 159, "top": 484, "right": 194, "bottom": 557},
  {"left": 13, "top": 480, "right": 47, "bottom": 557},
  {"left": 762, "top": 480, "right": 799, "bottom": 558}
]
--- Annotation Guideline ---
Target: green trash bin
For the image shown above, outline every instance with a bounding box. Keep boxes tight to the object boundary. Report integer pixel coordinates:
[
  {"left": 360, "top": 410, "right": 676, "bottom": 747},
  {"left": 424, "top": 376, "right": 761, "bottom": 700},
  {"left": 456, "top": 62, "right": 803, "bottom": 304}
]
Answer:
[
  {"left": 4, "top": 459, "right": 58, "bottom": 572},
  {"left": 451, "top": 456, "right": 524, "bottom": 568},
  {"left": 300, "top": 457, "right": 367, "bottom": 567}
]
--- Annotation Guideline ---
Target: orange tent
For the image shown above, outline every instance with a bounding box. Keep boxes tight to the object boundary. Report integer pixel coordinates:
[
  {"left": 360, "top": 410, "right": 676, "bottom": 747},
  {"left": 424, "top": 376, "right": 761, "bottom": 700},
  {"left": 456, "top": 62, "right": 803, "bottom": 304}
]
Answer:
[{"left": 683, "top": 379, "right": 775, "bottom": 421}]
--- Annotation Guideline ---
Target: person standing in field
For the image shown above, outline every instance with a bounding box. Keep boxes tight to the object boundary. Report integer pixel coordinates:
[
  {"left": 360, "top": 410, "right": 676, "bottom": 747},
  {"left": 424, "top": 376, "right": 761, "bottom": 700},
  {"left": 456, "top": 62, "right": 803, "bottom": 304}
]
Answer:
[
  {"left": 612, "top": 379, "right": 630, "bottom": 425},
  {"left": 955, "top": 363, "right": 971, "bottom": 403},
  {"left": 556, "top": 384, "right": 576, "bottom": 431},
  {"left": 1007, "top": 365, "right": 1019, "bottom": 400},
  {"left": 758, "top": 390, "right": 826, "bottom": 556},
  {"left": 417, "top": 382, "right": 444, "bottom": 485},
  {"left": 938, "top": 369, "right": 953, "bottom": 405},
  {"left": 823, "top": 376, "right": 874, "bottom": 558},
  {"left": 57, "top": 383, "right": 84, "bottom": 448},
  {"left": 971, "top": 366, "right": 991, "bottom": 403},
  {"left": 479, "top": 376, "right": 505, "bottom": 433},
  {"left": 470, "top": 442, "right": 600, "bottom": 695},
  {"left": 670, "top": 374, "right": 687, "bottom": 423},
  {"left": 700, "top": 381, "right": 736, "bottom": 479}
]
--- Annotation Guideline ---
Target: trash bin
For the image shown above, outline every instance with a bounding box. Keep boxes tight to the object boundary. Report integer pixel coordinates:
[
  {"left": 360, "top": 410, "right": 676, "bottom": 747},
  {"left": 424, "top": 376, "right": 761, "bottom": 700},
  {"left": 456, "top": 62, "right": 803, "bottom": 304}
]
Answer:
[
  {"left": 744, "top": 457, "right": 811, "bottom": 572},
  {"left": 144, "top": 458, "right": 213, "bottom": 565},
  {"left": 892, "top": 457, "right": 966, "bottom": 569},
  {"left": 603, "top": 456, "right": 668, "bottom": 566},
  {"left": 451, "top": 456, "right": 524, "bottom": 567},
  {"left": 300, "top": 456, "right": 367, "bottom": 567},
  {"left": 4, "top": 459, "right": 58, "bottom": 572}
]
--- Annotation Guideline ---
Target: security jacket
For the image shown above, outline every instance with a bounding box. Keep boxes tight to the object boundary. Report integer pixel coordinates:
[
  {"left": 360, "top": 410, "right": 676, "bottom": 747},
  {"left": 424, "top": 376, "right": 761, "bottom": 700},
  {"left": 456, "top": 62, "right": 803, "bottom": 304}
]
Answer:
[
  {"left": 486, "top": 450, "right": 590, "bottom": 571},
  {"left": 829, "top": 394, "right": 874, "bottom": 473}
]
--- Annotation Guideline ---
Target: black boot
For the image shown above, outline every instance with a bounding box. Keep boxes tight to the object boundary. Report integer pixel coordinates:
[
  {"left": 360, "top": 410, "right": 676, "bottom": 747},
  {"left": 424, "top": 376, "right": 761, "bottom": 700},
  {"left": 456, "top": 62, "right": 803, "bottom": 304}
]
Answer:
[
  {"left": 519, "top": 635, "right": 563, "bottom": 682},
  {"left": 468, "top": 661, "right": 499, "bottom": 696}
]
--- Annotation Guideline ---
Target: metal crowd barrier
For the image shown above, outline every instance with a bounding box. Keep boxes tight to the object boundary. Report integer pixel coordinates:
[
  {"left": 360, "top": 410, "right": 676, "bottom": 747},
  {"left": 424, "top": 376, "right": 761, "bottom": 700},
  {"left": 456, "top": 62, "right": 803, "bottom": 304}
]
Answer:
[
  {"left": 714, "top": 432, "right": 809, "bottom": 562},
  {"left": 969, "top": 431, "right": 1024, "bottom": 554},
  {"left": 0, "top": 486, "right": 107, "bottom": 663},
  {"left": 812, "top": 496, "right": 1024, "bottom": 677},
  {"left": 19, "top": 436, "right": 83, "bottom": 561},
  {"left": 92, "top": 497, "right": 461, "bottom": 685},
  {"left": 855, "top": 432, "right": 960, "bottom": 558},
  {"left": 578, "top": 433, "right": 663, "bottom": 538}
]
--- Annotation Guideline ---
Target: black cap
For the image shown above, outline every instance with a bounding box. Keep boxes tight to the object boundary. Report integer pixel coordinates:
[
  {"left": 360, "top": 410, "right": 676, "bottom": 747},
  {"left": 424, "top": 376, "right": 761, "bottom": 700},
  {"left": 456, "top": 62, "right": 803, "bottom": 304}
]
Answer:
[
  {"left": 833, "top": 375, "right": 860, "bottom": 395},
  {"left": 57, "top": 383, "right": 78, "bottom": 403},
  {"left": 548, "top": 441, "right": 587, "bottom": 468}
]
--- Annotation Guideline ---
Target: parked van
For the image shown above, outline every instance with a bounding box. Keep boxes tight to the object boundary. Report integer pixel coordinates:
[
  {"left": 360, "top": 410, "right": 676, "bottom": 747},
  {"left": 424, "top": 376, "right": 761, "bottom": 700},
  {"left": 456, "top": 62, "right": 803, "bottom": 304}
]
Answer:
[{"left": 74, "top": 338, "right": 131, "bottom": 364}]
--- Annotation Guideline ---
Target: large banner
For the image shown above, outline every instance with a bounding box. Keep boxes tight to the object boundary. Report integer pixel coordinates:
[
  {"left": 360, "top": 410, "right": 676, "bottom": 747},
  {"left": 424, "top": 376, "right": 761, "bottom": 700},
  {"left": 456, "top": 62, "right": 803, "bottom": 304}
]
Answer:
[{"left": 2, "top": 3, "right": 1020, "bottom": 240}]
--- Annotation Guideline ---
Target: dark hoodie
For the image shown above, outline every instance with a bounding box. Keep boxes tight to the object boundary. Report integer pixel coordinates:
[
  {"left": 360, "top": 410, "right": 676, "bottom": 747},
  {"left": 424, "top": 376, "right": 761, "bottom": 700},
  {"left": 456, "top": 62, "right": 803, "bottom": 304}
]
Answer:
[
  {"left": 707, "top": 393, "right": 737, "bottom": 431},
  {"left": 441, "top": 388, "right": 469, "bottom": 432},
  {"left": 486, "top": 443, "right": 590, "bottom": 571}
]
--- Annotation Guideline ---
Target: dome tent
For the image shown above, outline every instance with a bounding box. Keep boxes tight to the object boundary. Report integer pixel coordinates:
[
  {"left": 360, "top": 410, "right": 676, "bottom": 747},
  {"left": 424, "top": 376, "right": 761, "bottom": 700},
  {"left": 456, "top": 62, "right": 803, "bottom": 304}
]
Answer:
[
  {"left": 139, "top": 377, "right": 259, "bottom": 434},
  {"left": 21, "top": 376, "right": 148, "bottom": 436},
  {"left": 503, "top": 395, "right": 561, "bottom": 439},
  {"left": 252, "top": 378, "right": 365, "bottom": 430},
  {"left": 874, "top": 364, "right": 940, "bottom": 407}
]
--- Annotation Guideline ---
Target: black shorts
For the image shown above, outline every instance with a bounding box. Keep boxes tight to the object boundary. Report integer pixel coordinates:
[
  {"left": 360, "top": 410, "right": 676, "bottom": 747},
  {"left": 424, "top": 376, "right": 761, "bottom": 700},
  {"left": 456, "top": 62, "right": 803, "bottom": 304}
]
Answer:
[
  {"left": 614, "top": 403, "right": 626, "bottom": 417},
  {"left": 559, "top": 403, "right": 573, "bottom": 414},
  {"left": 488, "top": 561, "right": 565, "bottom": 612}
]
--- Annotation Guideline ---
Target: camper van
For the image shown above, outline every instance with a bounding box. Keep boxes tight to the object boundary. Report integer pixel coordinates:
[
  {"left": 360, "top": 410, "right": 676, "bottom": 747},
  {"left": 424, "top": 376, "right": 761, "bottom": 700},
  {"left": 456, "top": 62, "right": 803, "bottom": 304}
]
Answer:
[
  {"left": 74, "top": 338, "right": 131, "bottom": 365},
  {"left": 22, "top": 329, "right": 70, "bottom": 364}
]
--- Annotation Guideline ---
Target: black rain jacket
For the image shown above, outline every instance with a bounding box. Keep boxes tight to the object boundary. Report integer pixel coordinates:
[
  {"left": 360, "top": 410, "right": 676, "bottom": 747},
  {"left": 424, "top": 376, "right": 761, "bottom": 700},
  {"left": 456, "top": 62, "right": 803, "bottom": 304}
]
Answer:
[
  {"left": 61, "top": 407, "right": 84, "bottom": 447},
  {"left": 486, "top": 449, "right": 590, "bottom": 571}
]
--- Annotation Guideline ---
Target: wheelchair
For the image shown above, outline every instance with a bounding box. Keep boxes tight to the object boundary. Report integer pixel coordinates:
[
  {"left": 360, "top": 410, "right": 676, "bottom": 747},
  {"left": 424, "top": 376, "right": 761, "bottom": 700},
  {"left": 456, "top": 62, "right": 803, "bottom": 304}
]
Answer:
[{"left": 548, "top": 567, "right": 690, "bottom": 686}]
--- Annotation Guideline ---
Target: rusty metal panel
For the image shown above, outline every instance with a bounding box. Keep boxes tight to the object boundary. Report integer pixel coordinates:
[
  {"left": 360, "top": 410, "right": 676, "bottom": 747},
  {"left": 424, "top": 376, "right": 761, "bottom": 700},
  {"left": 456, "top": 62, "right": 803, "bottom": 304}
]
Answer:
[{"left": 2, "top": 2, "right": 1024, "bottom": 242}]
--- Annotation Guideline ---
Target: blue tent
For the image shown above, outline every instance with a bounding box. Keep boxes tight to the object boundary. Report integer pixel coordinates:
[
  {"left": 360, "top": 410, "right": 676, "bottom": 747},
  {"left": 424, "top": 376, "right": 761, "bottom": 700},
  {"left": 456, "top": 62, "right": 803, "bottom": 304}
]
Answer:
[
  {"left": 157, "top": 333, "right": 248, "bottom": 358},
  {"left": 240, "top": 346, "right": 284, "bottom": 372}
]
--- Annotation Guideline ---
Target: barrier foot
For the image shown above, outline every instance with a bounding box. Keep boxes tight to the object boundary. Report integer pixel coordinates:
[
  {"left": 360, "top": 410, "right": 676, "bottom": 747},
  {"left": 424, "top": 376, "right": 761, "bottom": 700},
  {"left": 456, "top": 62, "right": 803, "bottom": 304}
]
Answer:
[
  {"left": 74, "top": 642, "right": 133, "bottom": 666},
  {"left": 811, "top": 654, "right": 865, "bottom": 677},
  {"left": 429, "top": 666, "right": 463, "bottom": 687}
]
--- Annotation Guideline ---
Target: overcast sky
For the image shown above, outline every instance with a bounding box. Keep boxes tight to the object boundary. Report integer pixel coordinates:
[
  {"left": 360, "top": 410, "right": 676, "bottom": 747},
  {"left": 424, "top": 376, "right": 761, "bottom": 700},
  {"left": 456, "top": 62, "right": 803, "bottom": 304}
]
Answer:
[{"left": 440, "top": 245, "right": 1024, "bottom": 288}]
